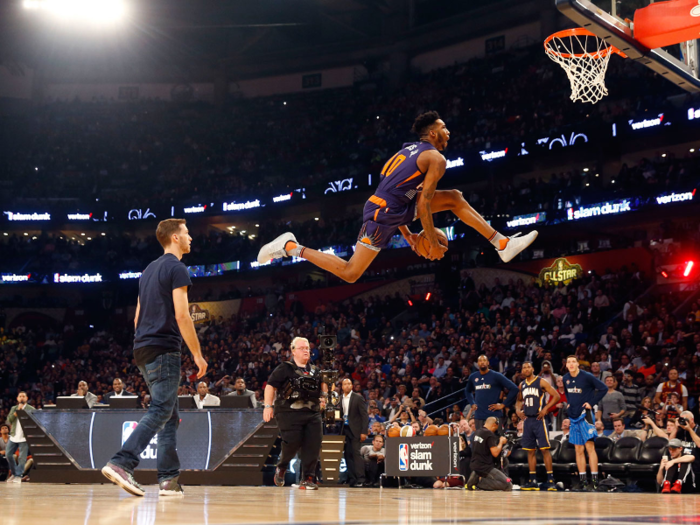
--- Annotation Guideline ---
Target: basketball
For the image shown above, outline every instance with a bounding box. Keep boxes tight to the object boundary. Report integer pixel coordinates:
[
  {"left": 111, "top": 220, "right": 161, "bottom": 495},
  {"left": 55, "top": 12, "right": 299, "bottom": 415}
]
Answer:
[
  {"left": 437, "top": 424, "right": 450, "bottom": 436},
  {"left": 424, "top": 424, "right": 438, "bottom": 436},
  {"left": 415, "top": 228, "right": 448, "bottom": 259},
  {"left": 387, "top": 426, "right": 400, "bottom": 438},
  {"left": 399, "top": 425, "right": 415, "bottom": 437}
]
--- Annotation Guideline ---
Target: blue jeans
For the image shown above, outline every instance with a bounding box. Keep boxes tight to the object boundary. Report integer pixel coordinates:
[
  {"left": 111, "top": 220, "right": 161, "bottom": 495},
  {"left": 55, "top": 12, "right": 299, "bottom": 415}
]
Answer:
[
  {"left": 110, "top": 351, "right": 181, "bottom": 482},
  {"left": 6, "top": 440, "right": 28, "bottom": 477}
]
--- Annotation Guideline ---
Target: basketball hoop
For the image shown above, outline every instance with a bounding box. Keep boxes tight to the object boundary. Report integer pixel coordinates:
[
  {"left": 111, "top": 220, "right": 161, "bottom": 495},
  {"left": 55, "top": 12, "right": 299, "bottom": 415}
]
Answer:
[{"left": 544, "top": 28, "right": 626, "bottom": 104}]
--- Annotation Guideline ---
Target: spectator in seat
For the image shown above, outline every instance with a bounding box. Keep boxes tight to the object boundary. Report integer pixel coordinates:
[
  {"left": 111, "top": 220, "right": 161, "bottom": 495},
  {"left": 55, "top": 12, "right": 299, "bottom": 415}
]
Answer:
[
  {"left": 657, "top": 439, "right": 695, "bottom": 493},
  {"left": 0, "top": 424, "right": 9, "bottom": 480},
  {"left": 619, "top": 371, "right": 641, "bottom": 421},
  {"left": 215, "top": 375, "right": 235, "bottom": 396},
  {"left": 227, "top": 377, "right": 257, "bottom": 407},
  {"left": 590, "top": 362, "right": 611, "bottom": 383},
  {"left": 643, "top": 415, "right": 678, "bottom": 441},
  {"left": 361, "top": 434, "right": 385, "bottom": 486},
  {"left": 553, "top": 419, "right": 571, "bottom": 441},
  {"left": 383, "top": 396, "right": 401, "bottom": 420},
  {"left": 595, "top": 421, "right": 606, "bottom": 438},
  {"left": 662, "top": 392, "right": 684, "bottom": 421},
  {"left": 103, "top": 379, "right": 133, "bottom": 404},
  {"left": 194, "top": 381, "right": 220, "bottom": 409},
  {"left": 5, "top": 392, "right": 35, "bottom": 483},
  {"left": 367, "top": 403, "right": 386, "bottom": 429},
  {"left": 630, "top": 396, "right": 654, "bottom": 429},
  {"left": 72, "top": 381, "right": 98, "bottom": 407},
  {"left": 417, "top": 410, "right": 433, "bottom": 432},
  {"left": 640, "top": 374, "right": 658, "bottom": 401},
  {"left": 596, "top": 376, "right": 626, "bottom": 431},
  {"left": 654, "top": 368, "right": 688, "bottom": 410},
  {"left": 369, "top": 422, "right": 385, "bottom": 437},
  {"left": 610, "top": 418, "right": 644, "bottom": 442}
]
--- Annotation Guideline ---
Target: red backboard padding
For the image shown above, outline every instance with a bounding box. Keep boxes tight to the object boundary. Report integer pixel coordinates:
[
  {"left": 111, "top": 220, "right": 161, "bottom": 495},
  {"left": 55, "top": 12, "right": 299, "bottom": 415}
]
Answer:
[{"left": 634, "top": 0, "right": 700, "bottom": 49}]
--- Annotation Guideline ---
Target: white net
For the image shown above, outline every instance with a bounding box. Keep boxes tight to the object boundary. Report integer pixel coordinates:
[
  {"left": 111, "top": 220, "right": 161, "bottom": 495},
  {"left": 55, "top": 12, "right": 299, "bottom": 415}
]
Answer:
[{"left": 545, "top": 30, "right": 615, "bottom": 105}]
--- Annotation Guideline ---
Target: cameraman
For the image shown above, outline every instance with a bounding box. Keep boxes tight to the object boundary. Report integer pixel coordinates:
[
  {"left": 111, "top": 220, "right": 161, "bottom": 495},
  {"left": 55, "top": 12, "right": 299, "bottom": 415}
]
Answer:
[
  {"left": 467, "top": 417, "right": 513, "bottom": 491},
  {"left": 263, "top": 337, "right": 328, "bottom": 490},
  {"left": 676, "top": 412, "right": 700, "bottom": 481}
]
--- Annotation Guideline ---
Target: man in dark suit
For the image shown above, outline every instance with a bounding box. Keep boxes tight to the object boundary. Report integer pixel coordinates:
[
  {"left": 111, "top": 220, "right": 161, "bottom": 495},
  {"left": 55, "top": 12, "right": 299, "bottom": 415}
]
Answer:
[
  {"left": 340, "top": 378, "right": 369, "bottom": 487},
  {"left": 103, "top": 379, "right": 133, "bottom": 404}
]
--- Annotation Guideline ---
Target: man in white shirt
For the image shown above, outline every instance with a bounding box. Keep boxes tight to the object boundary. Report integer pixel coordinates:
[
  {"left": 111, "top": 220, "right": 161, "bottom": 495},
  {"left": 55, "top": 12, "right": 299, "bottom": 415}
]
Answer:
[
  {"left": 194, "top": 382, "right": 220, "bottom": 409},
  {"left": 6, "top": 392, "right": 35, "bottom": 483}
]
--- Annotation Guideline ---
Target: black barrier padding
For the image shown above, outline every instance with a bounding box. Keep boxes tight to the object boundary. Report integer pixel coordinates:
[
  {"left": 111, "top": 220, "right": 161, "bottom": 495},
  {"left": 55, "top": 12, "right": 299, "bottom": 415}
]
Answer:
[{"left": 32, "top": 409, "right": 262, "bottom": 470}]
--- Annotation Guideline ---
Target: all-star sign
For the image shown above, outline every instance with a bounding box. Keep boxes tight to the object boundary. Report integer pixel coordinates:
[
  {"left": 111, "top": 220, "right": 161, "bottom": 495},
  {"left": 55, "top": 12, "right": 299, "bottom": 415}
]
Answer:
[
  {"left": 189, "top": 304, "right": 211, "bottom": 324},
  {"left": 538, "top": 258, "right": 583, "bottom": 285}
]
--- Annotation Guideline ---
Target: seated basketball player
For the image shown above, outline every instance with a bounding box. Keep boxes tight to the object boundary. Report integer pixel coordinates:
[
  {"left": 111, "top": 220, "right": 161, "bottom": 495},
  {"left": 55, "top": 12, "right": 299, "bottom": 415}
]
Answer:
[{"left": 257, "top": 111, "right": 538, "bottom": 282}]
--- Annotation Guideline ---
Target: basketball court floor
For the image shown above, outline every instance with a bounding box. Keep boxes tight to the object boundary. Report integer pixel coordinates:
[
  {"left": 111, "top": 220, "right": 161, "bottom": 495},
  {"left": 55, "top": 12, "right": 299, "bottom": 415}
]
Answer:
[{"left": 1, "top": 485, "right": 698, "bottom": 525}]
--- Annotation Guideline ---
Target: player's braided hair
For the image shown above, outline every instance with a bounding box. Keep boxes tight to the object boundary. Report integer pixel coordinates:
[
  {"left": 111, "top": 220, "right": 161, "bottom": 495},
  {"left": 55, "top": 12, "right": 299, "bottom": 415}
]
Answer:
[{"left": 411, "top": 111, "right": 441, "bottom": 137}]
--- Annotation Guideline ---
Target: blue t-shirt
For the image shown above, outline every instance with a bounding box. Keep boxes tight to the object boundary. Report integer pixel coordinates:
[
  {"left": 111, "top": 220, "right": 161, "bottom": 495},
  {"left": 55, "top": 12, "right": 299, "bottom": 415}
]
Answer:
[
  {"left": 465, "top": 370, "right": 518, "bottom": 420},
  {"left": 134, "top": 253, "right": 192, "bottom": 361},
  {"left": 562, "top": 369, "right": 607, "bottom": 419}
]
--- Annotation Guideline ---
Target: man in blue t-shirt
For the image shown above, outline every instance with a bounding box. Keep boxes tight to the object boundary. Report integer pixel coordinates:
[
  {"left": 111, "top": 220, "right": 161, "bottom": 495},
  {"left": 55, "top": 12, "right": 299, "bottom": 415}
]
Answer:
[
  {"left": 465, "top": 355, "right": 518, "bottom": 429},
  {"left": 102, "top": 219, "right": 208, "bottom": 498},
  {"left": 563, "top": 355, "right": 607, "bottom": 491}
]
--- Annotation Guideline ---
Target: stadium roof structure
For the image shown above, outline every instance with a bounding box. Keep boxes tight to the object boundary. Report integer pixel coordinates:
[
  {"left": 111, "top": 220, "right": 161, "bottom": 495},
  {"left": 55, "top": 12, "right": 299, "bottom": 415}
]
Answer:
[{"left": 0, "top": 0, "right": 540, "bottom": 79}]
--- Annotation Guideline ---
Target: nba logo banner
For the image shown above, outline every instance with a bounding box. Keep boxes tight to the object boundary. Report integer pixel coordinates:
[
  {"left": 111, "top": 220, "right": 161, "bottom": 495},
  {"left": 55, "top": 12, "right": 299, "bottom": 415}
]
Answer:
[
  {"left": 398, "top": 444, "right": 409, "bottom": 471},
  {"left": 122, "top": 421, "right": 138, "bottom": 445},
  {"left": 386, "top": 436, "right": 455, "bottom": 477}
]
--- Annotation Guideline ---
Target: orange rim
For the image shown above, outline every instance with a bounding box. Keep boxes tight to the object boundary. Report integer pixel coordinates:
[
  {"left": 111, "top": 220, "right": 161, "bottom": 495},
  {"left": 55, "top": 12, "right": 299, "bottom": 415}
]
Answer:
[{"left": 544, "top": 28, "right": 627, "bottom": 59}]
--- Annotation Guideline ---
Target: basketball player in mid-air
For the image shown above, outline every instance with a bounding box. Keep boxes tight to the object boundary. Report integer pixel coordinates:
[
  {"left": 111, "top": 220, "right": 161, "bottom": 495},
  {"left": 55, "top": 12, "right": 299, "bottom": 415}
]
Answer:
[
  {"left": 257, "top": 111, "right": 538, "bottom": 282},
  {"left": 517, "top": 362, "right": 560, "bottom": 491}
]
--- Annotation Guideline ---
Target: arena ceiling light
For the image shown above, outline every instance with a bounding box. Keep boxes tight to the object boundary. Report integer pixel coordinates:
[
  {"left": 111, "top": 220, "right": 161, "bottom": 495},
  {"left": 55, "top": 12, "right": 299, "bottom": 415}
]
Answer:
[{"left": 22, "top": 0, "right": 127, "bottom": 24}]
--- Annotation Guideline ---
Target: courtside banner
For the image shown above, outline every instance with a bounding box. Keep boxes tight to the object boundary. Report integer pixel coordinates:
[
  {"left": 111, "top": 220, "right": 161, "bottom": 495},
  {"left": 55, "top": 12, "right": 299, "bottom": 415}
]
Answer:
[{"left": 385, "top": 436, "right": 458, "bottom": 477}]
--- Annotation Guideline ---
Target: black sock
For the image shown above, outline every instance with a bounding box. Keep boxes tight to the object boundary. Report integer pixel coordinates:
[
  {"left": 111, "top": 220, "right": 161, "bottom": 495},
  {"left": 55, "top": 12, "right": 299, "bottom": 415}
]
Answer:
[
  {"left": 591, "top": 472, "right": 598, "bottom": 483},
  {"left": 579, "top": 472, "right": 587, "bottom": 482}
]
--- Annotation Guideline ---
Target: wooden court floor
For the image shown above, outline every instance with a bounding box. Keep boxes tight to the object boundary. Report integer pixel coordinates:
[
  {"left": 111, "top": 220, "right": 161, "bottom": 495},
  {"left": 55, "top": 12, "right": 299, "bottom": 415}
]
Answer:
[{"left": 1, "top": 484, "right": 698, "bottom": 525}]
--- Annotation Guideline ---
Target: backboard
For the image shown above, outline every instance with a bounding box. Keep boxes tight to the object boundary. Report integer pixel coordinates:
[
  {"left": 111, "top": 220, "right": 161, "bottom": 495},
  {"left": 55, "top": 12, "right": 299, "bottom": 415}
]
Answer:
[{"left": 556, "top": 0, "right": 700, "bottom": 92}]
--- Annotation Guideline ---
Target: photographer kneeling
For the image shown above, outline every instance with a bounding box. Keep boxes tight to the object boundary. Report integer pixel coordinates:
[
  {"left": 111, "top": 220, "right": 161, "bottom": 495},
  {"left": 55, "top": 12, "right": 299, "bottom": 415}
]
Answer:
[
  {"left": 263, "top": 337, "right": 327, "bottom": 490},
  {"left": 467, "top": 417, "right": 512, "bottom": 491}
]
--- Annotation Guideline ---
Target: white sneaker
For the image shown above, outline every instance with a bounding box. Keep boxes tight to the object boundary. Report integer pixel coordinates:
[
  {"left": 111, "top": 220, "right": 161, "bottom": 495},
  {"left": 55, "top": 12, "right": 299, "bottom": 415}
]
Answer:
[
  {"left": 256, "top": 232, "right": 297, "bottom": 264},
  {"left": 5, "top": 475, "right": 15, "bottom": 483},
  {"left": 13, "top": 477, "right": 22, "bottom": 483},
  {"left": 497, "top": 231, "right": 538, "bottom": 263}
]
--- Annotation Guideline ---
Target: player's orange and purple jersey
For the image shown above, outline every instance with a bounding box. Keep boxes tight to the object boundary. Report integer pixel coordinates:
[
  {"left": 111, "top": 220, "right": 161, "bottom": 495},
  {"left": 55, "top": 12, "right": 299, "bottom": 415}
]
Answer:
[
  {"left": 358, "top": 141, "right": 437, "bottom": 251},
  {"left": 373, "top": 141, "right": 437, "bottom": 207}
]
